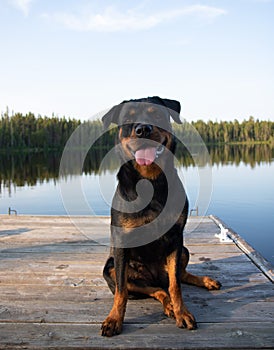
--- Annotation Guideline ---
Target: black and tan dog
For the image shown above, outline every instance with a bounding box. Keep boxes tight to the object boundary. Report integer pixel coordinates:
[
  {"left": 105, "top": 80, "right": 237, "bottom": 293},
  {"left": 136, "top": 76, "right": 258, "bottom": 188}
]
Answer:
[{"left": 101, "top": 96, "right": 221, "bottom": 337}]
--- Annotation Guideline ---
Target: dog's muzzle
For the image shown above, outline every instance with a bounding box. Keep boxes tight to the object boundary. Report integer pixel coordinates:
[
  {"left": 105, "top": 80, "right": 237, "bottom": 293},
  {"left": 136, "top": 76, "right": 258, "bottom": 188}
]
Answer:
[{"left": 128, "top": 124, "right": 166, "bottom": 166}]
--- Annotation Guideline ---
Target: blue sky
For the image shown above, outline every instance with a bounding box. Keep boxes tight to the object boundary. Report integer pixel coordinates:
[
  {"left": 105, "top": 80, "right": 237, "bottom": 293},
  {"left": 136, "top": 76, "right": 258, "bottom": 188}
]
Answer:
[{"left": 0, "top": 0, "right": 273, "bottom": 121}]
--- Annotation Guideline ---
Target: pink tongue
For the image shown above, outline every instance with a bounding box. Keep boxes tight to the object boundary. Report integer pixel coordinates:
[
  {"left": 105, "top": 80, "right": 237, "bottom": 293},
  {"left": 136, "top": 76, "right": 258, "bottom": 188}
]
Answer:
[{"left": 135, "top": 147, "right": 157, "bottom": 166}]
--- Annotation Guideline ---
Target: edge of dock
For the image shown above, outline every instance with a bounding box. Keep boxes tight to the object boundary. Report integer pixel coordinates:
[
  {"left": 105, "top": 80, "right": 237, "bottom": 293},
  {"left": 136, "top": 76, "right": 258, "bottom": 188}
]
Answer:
[{"left": 210, "top": 215, "right": 274, "bottom": 283}]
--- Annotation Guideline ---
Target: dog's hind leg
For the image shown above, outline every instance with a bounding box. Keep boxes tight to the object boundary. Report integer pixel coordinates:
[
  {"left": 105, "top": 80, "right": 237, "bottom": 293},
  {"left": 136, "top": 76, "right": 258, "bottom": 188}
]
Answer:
[{"left": 181, "top": 246, "right": 222, "bottom": 290}]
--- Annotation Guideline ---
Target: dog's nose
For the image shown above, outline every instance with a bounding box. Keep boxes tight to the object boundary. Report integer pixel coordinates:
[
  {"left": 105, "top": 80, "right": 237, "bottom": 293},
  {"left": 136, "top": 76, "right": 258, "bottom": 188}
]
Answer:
[{"left": 135, "top": 124, "right": 153, "bottom": 138}]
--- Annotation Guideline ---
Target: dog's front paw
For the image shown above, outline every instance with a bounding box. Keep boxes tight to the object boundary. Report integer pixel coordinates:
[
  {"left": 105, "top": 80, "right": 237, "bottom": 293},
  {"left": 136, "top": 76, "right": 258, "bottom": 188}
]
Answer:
[
  {"left": 101, "top": 317, "right": 123, "bottom": 337},
  {"left": 176, "top": 311, "right": 197, "bottom": 330}
]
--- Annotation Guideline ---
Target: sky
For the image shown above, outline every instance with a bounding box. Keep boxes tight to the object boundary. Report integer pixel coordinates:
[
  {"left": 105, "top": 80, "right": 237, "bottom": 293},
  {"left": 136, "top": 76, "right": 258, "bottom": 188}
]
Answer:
[{"left": 0, "top": 0, "right": 273, "bottom": 122}]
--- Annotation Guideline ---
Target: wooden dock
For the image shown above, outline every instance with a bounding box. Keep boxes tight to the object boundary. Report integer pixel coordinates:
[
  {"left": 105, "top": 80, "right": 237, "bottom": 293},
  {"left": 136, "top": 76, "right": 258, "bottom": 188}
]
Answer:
[{"left": 0, "top": 215, "right": 273, "bottom": 349}]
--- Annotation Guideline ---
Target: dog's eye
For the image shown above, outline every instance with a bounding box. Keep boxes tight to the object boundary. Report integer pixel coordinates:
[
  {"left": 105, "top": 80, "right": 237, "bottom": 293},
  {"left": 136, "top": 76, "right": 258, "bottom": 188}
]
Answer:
[{"left": 119, "top": 124, "right": 132, "bottom": 138}]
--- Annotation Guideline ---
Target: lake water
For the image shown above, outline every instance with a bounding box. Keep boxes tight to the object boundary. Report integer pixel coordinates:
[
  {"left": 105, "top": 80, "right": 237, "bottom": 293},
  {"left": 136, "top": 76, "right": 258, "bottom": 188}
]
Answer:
[{"left": 0, "top": 145, "right": 273, "bottom": 266}]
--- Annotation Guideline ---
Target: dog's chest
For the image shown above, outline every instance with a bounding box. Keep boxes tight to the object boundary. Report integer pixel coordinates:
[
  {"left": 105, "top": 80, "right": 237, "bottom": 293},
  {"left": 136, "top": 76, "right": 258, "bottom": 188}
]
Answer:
[{"left": 129, "top": 232, "right": 179, "bottom": 264}]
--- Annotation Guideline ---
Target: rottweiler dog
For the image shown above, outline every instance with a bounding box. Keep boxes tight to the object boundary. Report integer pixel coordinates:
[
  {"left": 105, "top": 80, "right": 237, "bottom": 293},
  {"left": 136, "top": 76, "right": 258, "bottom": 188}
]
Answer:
[{"left": 101, "top": 96, "right": 221, "bottom": 337}]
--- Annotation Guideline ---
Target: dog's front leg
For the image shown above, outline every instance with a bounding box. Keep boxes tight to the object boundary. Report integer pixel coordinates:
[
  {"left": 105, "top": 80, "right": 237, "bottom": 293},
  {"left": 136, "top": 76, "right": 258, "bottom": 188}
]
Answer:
[
  {"left": 101, "top": 248, "right": 129, "bottom": 337},
  {"left": 166, "top": 249, "right": 197, "bottom": 330}
]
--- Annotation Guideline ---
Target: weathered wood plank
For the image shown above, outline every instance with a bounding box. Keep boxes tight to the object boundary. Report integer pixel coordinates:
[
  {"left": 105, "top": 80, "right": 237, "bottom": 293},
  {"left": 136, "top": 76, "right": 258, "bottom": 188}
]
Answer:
[
  {"left": 0, "top": 215, "right": 229, "bottom": 245},
  {"left": 0, "top": 248, "right": 241, "bottom": 270},
  {"left": 0, "top": 252, "right": 267, "bottom": 288},
  {"left": 0, "top": 322, "right": 273, "bottom": 350},
  {"left": 0, "top": 293, "right": 273, "bottom": 324},
  {"left": 0, "top": 242, "right": 240, "bottom": 255}
]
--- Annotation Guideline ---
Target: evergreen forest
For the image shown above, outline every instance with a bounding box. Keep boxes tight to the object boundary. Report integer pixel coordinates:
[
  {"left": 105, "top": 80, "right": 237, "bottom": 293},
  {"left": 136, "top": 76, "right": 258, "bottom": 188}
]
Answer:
[{"left": 0, "top": 110, "right": 273, "bottom": 151}]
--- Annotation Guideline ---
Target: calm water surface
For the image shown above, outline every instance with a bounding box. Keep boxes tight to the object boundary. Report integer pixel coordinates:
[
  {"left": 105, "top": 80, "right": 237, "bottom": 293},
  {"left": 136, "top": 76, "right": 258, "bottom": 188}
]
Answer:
[{"left": 0, "top": 145, "right": 273, "bottom": 265}]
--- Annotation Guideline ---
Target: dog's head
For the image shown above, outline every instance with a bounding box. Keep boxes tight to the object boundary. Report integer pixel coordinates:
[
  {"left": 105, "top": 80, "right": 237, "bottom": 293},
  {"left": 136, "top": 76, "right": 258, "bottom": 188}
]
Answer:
[{"left": 102, "top": 96, "right": 182, "bottom": 178}]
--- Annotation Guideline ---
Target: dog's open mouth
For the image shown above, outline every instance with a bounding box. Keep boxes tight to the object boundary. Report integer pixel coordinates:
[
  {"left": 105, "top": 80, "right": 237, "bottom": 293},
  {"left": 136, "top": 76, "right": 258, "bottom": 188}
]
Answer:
[
  {"left": 128, "top": 137, "right": 166, "bottom": 166},
  {"left": 134, "top": 146, "right": 164, "bottom": 166}
]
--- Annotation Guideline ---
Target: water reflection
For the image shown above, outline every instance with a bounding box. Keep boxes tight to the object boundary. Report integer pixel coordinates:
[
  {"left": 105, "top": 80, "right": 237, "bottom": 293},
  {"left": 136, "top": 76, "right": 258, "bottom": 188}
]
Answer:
[
  {"left": 0, "top": 144, "right": 273, "bottom": 193},
  {"left": 0, "top": 151, "right": 61, "bottom": 194},
  {"left": 209, "top": 144, "right": 274, "bottom": 167}
]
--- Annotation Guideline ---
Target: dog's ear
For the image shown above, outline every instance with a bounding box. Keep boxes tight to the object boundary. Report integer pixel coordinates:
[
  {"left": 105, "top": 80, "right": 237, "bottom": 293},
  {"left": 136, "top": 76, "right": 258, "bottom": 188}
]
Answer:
[
  {"left": 102, "top": 104, "right": 122, "bottom": 130},
  {"left": 161, "top": 98, "right": 182, "bottom": 124}
]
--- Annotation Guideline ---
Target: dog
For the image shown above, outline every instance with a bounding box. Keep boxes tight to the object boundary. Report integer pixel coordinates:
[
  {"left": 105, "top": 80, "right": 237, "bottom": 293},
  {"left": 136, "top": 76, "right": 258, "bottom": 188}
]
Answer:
[{"left": 101, "top": 96, "right": 221, "bottom": 337}]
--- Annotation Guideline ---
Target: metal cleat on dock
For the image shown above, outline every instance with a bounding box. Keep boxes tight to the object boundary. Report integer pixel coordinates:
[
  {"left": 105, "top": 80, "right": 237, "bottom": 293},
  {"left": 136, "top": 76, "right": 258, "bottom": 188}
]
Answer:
[{"left": 215, "top": 223, "right": 233, "bottom": 243}]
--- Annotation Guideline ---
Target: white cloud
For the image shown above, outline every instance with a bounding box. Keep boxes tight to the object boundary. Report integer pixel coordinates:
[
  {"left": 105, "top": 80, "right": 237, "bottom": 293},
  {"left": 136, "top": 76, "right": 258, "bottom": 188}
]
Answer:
[
  {"left": 9, "top": 0, "right": 33, "bottom": 16},
  {"left": 43, "top": 5, "right": 226, "bottom": 32}
]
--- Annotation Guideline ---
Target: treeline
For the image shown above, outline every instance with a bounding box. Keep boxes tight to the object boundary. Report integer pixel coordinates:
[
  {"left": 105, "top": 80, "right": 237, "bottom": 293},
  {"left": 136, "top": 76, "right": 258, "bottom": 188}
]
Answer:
[
  {"left": 0, "top": 110, "right": 273, "bottom": 150},
  {"left": 0, "top": 111, "right": 81, "bottom": 150},
  {"left": 185, "top": 118, "right": 274, "bottom": 144}
]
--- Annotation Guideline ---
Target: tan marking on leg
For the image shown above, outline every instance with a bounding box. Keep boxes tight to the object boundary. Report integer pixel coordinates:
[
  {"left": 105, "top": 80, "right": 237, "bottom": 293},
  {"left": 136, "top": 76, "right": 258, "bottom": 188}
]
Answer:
[
  {"left": 166, "top": 252, "right": 196, "bottom": 330},
  {"left": 101, "top": 286, "right": 128, "bottom": 337}
]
